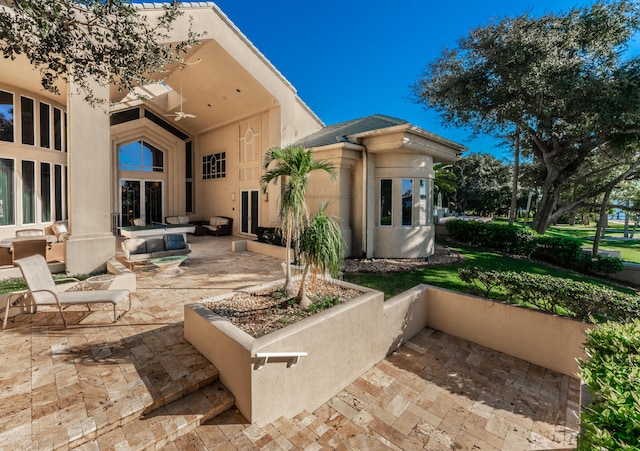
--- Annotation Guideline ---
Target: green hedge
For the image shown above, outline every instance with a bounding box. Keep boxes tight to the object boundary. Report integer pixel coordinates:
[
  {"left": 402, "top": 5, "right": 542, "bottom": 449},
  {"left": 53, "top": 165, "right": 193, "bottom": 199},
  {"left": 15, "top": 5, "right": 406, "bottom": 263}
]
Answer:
[
  {"left": 445, "top": 220, "right": 623, "bottom": 274},
  {"left": 445, "top": 220, "right": 538, "bottom": 256},
  {"left": 578, "top": 320, "right": 640, "bottom": 450},
  {"left": 458, "top": 267, "right": 640, "bottom": 323}
]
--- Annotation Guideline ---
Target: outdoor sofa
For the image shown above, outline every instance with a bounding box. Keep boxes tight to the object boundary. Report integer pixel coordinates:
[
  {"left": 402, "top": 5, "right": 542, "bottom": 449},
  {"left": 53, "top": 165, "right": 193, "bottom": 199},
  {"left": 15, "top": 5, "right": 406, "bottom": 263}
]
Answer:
[{"left": 121, "top": 234, "right": 191, "bottom": 263}]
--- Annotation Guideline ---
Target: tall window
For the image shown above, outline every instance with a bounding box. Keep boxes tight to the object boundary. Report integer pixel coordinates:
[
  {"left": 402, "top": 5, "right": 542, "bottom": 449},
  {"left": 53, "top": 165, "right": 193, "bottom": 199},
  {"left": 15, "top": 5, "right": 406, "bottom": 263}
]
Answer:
[
  {"left": 40, "top": 162, "right": 51, "bottom": 222},
  {"left": 118, "top": 140, "right": 164, "bottom": 172},
  {"left": 380, "top": 179, "right": 392, "bottom": 226},
  {"left": 0, "top": 159, "right": 15, "bottom": 225},
  {"left": 54, "top": 164, "right": 63, "bottom": 221},
  {"left": 0, "top": 91, "right": 14, "bottom": 143},
  {"left": 54, "top": 107, "right": 63, "bottom": 151},
  {"left": 185, "top": 141, "right": 193, "bottom": 213},
  {"left": 39, "top": 102, "right": 50, "bottom": 148},
  {"left": 402, "top": 179, "right": 413, "bottom": 226},
  {"left": 202, "top": 152, "right": 226, "bottom": 179},
  {"left": 21, "top": 97, "right": 35, "bottom": 145},
  {"left": 22, "top": 161, "right": 35, "bottom": 224},
  {"left": 419, "top": 179, "right": 428, "bottom": 226}
]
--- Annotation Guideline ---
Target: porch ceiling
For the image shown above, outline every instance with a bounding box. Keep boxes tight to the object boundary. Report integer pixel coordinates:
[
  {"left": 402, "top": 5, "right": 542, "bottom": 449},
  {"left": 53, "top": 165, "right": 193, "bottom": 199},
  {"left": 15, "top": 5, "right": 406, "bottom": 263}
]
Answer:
[{"left": 110, "top": 39, "right": 278, "bottom": 136}]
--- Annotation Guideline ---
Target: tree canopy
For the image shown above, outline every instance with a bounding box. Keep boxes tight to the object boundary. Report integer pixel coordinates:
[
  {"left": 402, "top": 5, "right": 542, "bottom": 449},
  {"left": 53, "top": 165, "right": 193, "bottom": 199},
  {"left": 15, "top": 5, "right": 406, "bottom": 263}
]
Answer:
[
  {"left": 0, "top": 0, "right": 200, "bottom": 103},
  {"left": 414, "top": 0, "right": 640, "bottom": 233}
]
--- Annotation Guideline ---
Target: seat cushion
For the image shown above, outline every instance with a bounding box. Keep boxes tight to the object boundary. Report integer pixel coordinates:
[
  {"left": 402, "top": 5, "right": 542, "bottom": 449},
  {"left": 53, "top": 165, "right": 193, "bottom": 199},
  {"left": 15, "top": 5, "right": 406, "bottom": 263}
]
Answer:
[
  {"left": 209, "top": 216, "right": 229, "bottom": 226},
  {"left": 145, "top": 238, "right": 165, "bottom": 253},
  {"left": 122, "top": 238, "right": 147, "bottom": 254},
  {"left": 164, "top": 234, "right": 186, "bottom": 250}
]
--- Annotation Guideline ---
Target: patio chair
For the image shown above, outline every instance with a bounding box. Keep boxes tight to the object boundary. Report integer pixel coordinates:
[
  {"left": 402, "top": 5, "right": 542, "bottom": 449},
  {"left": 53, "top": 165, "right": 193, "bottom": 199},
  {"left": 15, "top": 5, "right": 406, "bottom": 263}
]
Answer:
[
  {"left": 9, "top": 255, "right": 130, "bottom": 328},
  {"left": 10, "top": 237, "right": 47, "bottom": 264}
]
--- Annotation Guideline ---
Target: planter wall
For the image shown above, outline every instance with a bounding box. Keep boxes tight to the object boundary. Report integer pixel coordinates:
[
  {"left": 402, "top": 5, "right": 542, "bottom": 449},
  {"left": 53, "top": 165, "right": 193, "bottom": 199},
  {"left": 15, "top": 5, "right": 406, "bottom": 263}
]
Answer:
[
  {"left": 185, "top": 281, "right": 590, "bottom": 425},
  {"left": 423, "top": 285, "right": 591, "bottom": 376}
]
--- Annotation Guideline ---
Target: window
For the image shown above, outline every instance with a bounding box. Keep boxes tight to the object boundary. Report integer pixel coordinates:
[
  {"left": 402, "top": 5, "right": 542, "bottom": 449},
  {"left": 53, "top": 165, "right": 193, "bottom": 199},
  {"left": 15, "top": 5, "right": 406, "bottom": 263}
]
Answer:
[
  {"left": 54, "top": 107, "right": 63, "bottom": 151},
  {"left": 185, "top": 141, "right": 193, "bottom": 213},
  {"left": 202, "top": 151, "right": 226, "bottom": 179},
  {"left": 402, "top": 179, "right": 413, "bottom": 226},
  {"left": 380, "top": 179, "right": 392, "bottom": 226},
  {"left": 41, "top": 162, "right": 51, "bottom": 222},
  {"left": 21, "top": 97, "right": 35, "bottom": 145},
  {"left": 419, "top": 179, "right": 428, "bottom": 226},
  {"left": 39, "top": 102, "right": 50, "bottom": 148},
  {"left": 54, "top": 164, "right": 63, "bottom": 221},
  {"left": 0, "top": 159, "right": 15, "bottom": 225},
  {"left": 118, "top": 140, "right": 164, "bottom": 172},
  {"left": 22, "top": 161, "right": 35, "bottom": 224},
  {"left": 0, "top": 91, "right": 14, "bottom": 142}
]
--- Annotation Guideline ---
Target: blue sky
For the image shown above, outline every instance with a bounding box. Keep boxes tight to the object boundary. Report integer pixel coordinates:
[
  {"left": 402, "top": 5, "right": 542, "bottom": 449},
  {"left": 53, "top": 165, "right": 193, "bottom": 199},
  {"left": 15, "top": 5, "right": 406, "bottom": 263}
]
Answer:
[{"left": 150, "top": 1, "right": 640, "bottom": 160}]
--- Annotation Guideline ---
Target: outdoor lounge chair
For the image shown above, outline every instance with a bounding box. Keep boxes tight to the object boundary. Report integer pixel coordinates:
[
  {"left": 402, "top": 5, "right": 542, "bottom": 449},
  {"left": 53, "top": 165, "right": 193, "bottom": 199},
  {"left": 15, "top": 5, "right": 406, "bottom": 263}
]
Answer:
[{"left": 7, "top": 255, "right": 130, "bottom": 328}]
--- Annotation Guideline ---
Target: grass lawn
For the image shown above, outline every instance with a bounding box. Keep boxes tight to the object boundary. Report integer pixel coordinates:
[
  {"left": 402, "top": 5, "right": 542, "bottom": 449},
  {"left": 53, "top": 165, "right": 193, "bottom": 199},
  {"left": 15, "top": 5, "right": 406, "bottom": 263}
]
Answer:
[{"left": 343, "top": 241, "right": 637, "bottom": 300}]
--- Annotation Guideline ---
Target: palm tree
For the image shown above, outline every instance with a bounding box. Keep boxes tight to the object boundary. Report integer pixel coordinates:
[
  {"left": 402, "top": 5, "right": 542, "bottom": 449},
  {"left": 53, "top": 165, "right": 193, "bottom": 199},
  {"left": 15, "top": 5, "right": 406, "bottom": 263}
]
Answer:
[
  {"left": 260, "top": 146, "right": 336, "bottom": 295},
  {"left": 297, "top": 203, "right": 344, "bottom": 307}
]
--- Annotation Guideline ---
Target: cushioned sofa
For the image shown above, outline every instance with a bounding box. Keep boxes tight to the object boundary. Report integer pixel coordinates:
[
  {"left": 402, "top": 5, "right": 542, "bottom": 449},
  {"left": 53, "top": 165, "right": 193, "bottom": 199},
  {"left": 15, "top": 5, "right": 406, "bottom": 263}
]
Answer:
[
  {"left": 121, "top": 234, "right": 191, "bottom": 263},
  {"left": 204, "top": 216, "right": 233, "bottom": 236}
]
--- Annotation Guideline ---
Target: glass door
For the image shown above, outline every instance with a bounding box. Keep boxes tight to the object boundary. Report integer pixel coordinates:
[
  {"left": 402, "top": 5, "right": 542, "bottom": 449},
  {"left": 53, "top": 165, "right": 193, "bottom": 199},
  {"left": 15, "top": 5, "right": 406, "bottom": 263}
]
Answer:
[
  {"left": 120, "top": 179, "right": 162, "bottom": 226},
  {"left": 241, "top": 189, "right": 259, "bottom": 236}
]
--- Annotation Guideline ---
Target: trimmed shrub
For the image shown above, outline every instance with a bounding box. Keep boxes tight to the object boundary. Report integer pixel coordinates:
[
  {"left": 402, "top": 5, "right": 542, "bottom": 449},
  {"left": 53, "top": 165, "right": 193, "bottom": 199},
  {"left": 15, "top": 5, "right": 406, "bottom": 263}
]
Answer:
[
  {"left": 458, "top": 267, "right": 640, "bottom": 323},
  {"left": 578, "top": 320, "right": 640, "bottom": 450},
  {"left": 587, "top": 255, "right": 625, "bottom": 275},
  {"left": 445, "top": 220, "right": 537, "bottom": 256},
  {"left": 446, "top": 220, "right": 624, "bottom": 274},
  {"left": 533, "top": 235, "right": 584, "bottom": 268}
]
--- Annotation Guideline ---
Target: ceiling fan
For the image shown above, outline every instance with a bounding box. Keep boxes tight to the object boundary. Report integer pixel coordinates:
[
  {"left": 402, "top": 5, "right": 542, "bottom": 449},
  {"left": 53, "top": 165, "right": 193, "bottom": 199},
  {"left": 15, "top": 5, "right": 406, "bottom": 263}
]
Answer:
[{"left": 165, "top": 63, "right": 196, "bottom": 122}]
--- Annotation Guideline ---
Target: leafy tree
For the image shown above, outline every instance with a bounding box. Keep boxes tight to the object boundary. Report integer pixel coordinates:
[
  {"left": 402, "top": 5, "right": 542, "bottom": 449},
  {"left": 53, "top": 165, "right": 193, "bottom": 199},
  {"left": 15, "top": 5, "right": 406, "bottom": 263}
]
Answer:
[
  {"left": 260, "top": 146, "right": 336, "bottom": 297},
  {"left": 297, "top": 203, "right": 344, "bottom": 308},
  {"left": 414, "top": 1, "right": 640, "bottom": 233},
  {"left": 451, "top": 153, "right": 511, "bottom": 217},
  {"left": 0, "top": 0, "right": 200, "bottom": 104}
]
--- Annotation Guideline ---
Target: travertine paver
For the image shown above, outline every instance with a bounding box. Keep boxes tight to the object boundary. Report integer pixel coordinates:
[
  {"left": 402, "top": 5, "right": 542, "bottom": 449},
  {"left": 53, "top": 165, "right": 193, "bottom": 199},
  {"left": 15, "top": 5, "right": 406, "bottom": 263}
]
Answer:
[
  {"left": 0, "top": 235, "right": 581, "bottom": 450},
  {"left": 176, "top": 328, "right": 581, "bottom": 450}
]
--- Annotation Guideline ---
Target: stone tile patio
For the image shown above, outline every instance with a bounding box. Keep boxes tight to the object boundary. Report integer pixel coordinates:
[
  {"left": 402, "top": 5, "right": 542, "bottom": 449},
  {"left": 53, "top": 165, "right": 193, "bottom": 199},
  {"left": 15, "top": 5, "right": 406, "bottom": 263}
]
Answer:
[{"left": 0, "top": 235, "right": 581, "bottom": 450}]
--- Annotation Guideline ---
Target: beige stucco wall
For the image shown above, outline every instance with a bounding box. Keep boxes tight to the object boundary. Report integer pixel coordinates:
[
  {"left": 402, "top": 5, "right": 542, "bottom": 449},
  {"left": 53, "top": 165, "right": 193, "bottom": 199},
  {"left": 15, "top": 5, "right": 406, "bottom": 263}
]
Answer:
[
  {"left": 250, "top": 287, "right": 384, "bottom": 425},
  {"left": 372, "top": 153, "right": 436, "bottom": 258},
  {"left": 424, "top": 286, "right": 591, "bottom": 376},
  {"left": 185, "top": 282, "right": 589, "bottom": 425},
  {"left": 66, "top": 80, "right": 115, "bottom": 274}
]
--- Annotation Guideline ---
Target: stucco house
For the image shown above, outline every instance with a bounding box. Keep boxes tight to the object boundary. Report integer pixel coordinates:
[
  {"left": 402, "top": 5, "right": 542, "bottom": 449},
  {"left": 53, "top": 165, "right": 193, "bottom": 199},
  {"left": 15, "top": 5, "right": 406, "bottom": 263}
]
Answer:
[{"left": 0, "top": 2, "right": 464, "bottom": 275}]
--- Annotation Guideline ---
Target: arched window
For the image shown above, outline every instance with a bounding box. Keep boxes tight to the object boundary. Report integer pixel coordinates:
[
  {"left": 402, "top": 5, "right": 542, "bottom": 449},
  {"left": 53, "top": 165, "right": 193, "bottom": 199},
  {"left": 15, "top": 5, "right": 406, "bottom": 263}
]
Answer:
[{"left": 118, "top": 140, "right": 164, "bottom": 172}]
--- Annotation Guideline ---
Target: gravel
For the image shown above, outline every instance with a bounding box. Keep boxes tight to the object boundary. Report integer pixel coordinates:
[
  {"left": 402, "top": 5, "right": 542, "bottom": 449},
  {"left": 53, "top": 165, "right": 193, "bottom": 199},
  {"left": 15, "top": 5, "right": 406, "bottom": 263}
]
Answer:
[{"left": 205, "top": 243, "right": 463, "bottom": 338}]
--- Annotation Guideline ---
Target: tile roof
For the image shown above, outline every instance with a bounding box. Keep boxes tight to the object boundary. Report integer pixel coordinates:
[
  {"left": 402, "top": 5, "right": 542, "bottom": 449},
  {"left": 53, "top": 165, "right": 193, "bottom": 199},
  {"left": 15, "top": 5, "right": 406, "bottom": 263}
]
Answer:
[{"left": 292, "top": 114, "right": 409, "bottom": 149}]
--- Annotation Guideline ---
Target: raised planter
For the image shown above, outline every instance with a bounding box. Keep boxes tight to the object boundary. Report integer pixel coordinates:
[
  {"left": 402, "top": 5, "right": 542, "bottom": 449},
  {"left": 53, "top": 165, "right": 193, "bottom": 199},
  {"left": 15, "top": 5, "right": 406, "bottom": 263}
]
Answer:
[
  {"left": 185, "top": 279, "right": 384, "bottom": 425},
  {"left": 185, "top": 281, "right": 591, "bottom": 425}
]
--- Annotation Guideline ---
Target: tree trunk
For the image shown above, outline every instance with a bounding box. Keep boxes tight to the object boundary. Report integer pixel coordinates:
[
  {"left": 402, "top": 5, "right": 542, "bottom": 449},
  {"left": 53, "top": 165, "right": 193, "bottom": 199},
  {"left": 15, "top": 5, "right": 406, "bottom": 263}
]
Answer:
[
  {"left": 593, "top": 189, "right": 613, "bottom": 257},
  {"left": 532, "top": 183, "right": 560, "bottom": 233},
  {"left": 508, "top": 128, "right": 520, "bottom": 225},
  {"left": 523, "top": 190, "right": 533, "bottom": 226},
  {"left": 297, "top": 264, "right": 312, "bottom": 308}
]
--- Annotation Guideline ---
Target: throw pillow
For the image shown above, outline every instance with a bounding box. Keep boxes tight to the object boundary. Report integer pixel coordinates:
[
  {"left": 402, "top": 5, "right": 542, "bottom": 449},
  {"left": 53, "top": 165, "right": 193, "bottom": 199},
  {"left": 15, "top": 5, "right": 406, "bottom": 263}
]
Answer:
[{"left": 165, "top": 234, "right": 186, "bottom": 250}]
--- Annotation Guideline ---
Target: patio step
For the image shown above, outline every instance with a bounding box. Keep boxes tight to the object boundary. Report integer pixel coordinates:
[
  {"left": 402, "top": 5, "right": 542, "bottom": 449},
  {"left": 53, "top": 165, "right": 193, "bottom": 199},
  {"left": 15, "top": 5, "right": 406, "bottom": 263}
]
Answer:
[{"left": 72, "top": 381, "right": 235, "bottom": 450}]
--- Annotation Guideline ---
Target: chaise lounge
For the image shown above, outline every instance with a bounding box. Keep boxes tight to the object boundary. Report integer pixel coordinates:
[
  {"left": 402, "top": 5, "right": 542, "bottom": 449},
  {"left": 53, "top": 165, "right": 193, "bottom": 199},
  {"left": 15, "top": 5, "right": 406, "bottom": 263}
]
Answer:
[{"left": 5, "top": 255, "right": 131, "bottom": 329}]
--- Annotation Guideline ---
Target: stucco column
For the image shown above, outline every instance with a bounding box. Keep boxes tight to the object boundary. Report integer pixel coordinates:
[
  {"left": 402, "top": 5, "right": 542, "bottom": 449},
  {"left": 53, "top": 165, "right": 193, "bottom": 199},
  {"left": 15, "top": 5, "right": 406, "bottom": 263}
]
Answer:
[{"left": 65, "top": 80, "right": 116, "bottom": 274}]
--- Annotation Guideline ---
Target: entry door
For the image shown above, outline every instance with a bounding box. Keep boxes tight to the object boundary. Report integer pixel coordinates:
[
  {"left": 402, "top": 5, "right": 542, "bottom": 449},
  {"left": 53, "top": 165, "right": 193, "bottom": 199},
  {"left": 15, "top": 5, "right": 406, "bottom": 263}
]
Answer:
[
  {"left": 120, "top": 179, "right": 163, "bottom": 226},
  {"left": 241, "top": 190, "right": 259, "bottom": 236}
]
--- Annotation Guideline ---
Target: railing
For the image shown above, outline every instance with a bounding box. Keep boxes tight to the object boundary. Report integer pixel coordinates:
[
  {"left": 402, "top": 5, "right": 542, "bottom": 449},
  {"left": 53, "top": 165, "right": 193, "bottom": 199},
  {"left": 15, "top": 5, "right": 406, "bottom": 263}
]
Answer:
[{"left": 253, "top": 352, "right": 307, "bottom": 370}]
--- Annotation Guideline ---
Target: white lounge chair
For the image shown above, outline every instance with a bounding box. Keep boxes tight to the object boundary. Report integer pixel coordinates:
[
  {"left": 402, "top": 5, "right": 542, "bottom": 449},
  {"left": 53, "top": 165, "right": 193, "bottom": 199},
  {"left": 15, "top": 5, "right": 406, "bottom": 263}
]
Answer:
[{"left": 7, "top": 255, "right": 130, "bottom": 328}]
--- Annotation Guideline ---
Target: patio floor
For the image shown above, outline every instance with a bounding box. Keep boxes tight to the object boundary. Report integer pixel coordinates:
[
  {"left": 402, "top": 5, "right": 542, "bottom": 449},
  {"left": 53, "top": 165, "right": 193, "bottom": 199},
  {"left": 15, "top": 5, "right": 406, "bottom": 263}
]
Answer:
[{"left": 0, "top": 234, "right": 581, "bottom": 450}]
